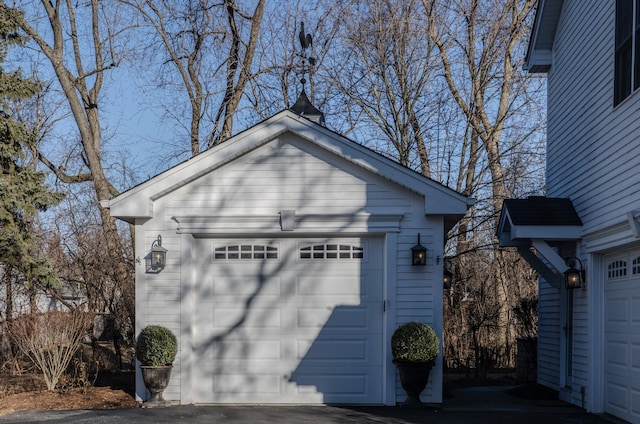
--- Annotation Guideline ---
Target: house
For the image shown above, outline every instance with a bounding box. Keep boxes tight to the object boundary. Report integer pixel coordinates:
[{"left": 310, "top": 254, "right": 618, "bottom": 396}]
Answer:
[
  {"left": 104, "top": 94, "right": 472, "bottom": 405},
  {"left": 0, "top": 274, "right": 84, "bottom": 317},
  {"left": 498, "top": 1, "right": 640, "bottom": 422}
]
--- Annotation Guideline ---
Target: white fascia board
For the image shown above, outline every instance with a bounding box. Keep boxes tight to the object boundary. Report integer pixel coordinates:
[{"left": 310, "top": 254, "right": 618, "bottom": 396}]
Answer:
[
  {"left": 106, "top": 199, "right": 152, "bottom": 223},
  {"left": 497, "top": 209, "right": 513, "bottom": 244},
  {"left": 511, "top": 225, "right": 583, "bottom": 240},
  {"left": 524, "top": 0, "right": 545, "bottom": 70},
  {"left": 424, "top": 193, "right": 474, "bottom": 216}
]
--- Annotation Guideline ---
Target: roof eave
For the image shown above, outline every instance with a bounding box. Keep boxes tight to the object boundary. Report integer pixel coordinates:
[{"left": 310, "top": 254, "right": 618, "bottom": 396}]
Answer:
[
  {"left": 524, "top": 0, "right": 564, "bottom": 73},
  {"left": 523, "top": 50, "right": 553, "bottom": 73}
]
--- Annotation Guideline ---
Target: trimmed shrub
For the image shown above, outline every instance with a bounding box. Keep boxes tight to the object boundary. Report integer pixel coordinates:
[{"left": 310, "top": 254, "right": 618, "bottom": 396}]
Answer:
[
  {"left": 136, "top": 325, "right": 177, "bottom": 366},
  {"left": 391, "top": 322, "right": 439, "bottom": 363}
]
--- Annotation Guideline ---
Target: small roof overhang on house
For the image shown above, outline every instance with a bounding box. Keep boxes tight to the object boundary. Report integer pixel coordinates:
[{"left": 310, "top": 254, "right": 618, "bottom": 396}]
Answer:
[
  {"left": 497, "top": 197, "right": 583, "bottom": 288},
  {"left": 524, "top": 0, "right": 564, "bottom": 73}
]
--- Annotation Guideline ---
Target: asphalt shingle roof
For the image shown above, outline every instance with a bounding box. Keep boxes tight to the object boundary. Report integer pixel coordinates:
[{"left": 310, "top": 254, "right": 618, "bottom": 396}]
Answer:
[{"left": 502, "top": 197, "right": 582, "bottom": 226}]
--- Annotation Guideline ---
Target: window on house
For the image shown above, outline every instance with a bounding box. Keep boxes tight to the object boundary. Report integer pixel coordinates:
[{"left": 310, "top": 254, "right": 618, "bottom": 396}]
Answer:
[{"left": 615, "top": 0, "right": 640, "bottom": 105}]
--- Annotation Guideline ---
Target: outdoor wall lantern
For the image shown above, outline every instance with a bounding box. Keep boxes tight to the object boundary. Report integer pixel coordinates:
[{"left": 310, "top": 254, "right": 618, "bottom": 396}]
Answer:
[
  {"left": 146, "top": 235, "right": 167, "bottom": 273},
  {"left": 411, "top": 233, "right": 427, "bottom": 266},
  {"left": 564, "top": 257, "right": 585, "bottom": 289},
  {"left": 443, "top": 269, "right": 454, "bottom": 289}
]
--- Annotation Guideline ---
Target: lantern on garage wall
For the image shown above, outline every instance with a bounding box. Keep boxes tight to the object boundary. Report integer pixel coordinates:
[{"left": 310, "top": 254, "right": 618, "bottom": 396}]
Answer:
[
  {"left": 411, "top": 234, "right": 427, "bottom": 266},
  {"left": 564, "top": 257, "right": 585, "bottom": 289},
  {"left": 146, "top": 235, "right": 167, "bottom": 273}
]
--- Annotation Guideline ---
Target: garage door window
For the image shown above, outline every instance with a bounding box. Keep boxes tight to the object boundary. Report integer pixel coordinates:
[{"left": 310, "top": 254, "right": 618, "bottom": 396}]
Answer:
[
  {"left": 299, "top": 243, "right": 364, "bottom": 260},
  {"left": 633, "top": 256, "right": 640, "bottom": 274},
  {"left": 608, "top": 259, "right": 627, "bottom": 278},
  {"left": 214, "top": 244, "right": 278, "bottom": 260}
]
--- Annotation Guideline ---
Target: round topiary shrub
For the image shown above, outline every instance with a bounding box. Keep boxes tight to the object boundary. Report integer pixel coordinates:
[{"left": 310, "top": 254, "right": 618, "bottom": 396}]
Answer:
[
  {"left": 136, "top": 325, "right": 177, "bottom": 366},
  {"left": 391, "top": 322, "right": 439, "bottom": 363}
]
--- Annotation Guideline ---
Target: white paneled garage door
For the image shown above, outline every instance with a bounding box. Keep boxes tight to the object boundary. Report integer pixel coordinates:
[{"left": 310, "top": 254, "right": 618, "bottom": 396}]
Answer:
[
  {"left": 192, "top": 237, "right": 384, "bottom": 404},
  {"left": 604, "top": 250, "right": 640, "bottom": 423}
]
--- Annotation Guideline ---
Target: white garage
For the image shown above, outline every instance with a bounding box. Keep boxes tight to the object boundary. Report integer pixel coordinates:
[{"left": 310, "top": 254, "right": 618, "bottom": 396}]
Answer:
[
  {"left": 604, "top": 250, "right": 640, "bottom": 423},
  {"left": 105, "top": 107, "right": 471, "bottom": 405}
]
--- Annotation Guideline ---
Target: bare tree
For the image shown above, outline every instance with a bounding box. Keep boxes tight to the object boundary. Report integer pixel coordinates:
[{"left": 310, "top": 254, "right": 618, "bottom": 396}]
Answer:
[
  {"left": 327, "top": 0, "right": 437, "bottom": 176},
  {"left": 425, "top": 0, "right": 539, "bottom": 210},
  {"left": 44, "top": 188, "right": 134, "bottom": 369},
  {"left": 2, "top": 0, "right": 135, "bottom": 349},
  {"left": 121, "top": 0, "right": 265, "bottom": 156},
  {"left": 119, "top": 0, "right": 213, "bottom": 156},
  {"left": 424, "top": 0, "right": 541, "bottom": 366},
  {"left": 213, "top": 0, "right": 265, "bottom": 146}
]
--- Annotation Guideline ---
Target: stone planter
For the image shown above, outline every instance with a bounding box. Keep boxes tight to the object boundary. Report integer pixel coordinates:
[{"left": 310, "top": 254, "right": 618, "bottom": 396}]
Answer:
[
  {"left": 140, "top": 365, "right": 172, "bottom": 407},
  {"left": 394, "top": 360, "right": 434, "bottom": 407}
]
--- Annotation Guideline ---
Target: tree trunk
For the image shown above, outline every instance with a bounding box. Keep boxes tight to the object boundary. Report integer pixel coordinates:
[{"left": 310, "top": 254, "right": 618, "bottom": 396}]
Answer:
[{"left": 211, "top": 0, "right": 265, "bottom": 147}]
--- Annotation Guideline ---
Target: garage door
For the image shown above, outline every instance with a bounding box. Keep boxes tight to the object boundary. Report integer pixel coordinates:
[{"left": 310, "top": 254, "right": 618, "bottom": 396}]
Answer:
[
  {"left": 193, "top": 237, "right": 384, "bottom": 404},
  {"left": 604, "top": 250, "right": 640, "bottom": 423}
]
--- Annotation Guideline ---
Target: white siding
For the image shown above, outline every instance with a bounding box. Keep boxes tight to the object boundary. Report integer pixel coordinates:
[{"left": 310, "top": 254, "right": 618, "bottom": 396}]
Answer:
[
  {"left": 138, "top": 234, "right": 182, "bottom": 402},
  {"left": 541, "top": 0, "right": 640, "bottom": 416},
  {"left": 165, "top": 133, "right": 413, "bottom": 218},
  {"left": 537, "top": 280, "right": 561, "bottom": 389},
  {"left": 570, "top": 288, "right": 589, "bottom": 406},
  {"left": 547, "top": 0, "right": 640, "bottom": 232},
  {"left": 394, "top": 218, "right": 444, "bottom": 403}
]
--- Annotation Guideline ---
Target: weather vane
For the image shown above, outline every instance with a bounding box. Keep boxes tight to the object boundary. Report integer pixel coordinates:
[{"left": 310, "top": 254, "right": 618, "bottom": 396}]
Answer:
[{"left": 297, "top": 21, "right": 316, "bottom": 89}]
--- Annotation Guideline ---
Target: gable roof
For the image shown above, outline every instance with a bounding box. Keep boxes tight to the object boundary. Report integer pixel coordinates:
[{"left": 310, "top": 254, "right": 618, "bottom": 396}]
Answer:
[
  {"left": 524, "top": 0, "right": 565, "bottom": 73},
  {"left": 105, "top": 110, "right": 473, "bottom": 224},
  {"left": 498, "top": 197, "right": 582, "bottom": 246}
]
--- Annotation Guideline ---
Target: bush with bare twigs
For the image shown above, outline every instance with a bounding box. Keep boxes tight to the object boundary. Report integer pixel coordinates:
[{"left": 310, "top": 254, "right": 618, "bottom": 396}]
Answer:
[{"left": 6, "top": 310, "right": 94, "bottom": 390}]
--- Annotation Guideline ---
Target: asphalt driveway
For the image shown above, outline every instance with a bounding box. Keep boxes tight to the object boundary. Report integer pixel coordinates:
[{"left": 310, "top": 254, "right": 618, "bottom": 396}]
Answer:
[{"left": 0, "top": 386, "right": 616, "bottom": 424}]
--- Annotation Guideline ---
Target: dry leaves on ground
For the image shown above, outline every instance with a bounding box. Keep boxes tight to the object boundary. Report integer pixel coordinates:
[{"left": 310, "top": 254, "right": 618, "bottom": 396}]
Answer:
[{"left": 0, "top": 387, "right": 139, "bottom": 416}]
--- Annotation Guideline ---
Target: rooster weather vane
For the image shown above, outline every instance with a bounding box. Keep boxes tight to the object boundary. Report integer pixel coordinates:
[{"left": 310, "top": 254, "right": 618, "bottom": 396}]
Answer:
[
  {"left": 297, "top": 21, "right": 316, "bottom": 89},
  {"left": 290, "top": 20, "right": 324, "bottom": 125}
]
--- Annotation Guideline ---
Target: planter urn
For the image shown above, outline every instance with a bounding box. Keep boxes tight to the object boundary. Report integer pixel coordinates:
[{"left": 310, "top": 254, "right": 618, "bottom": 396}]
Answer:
[
  {"left": 136, "top": 325, "right": 177, "bottom": 408},
  {"left": 140, "top": 365, "right": 173, "bottom": 407},
  {"left": 394, "top": 360, "right": 434, "bottom": 407},
  {"left": 391, "top": 322, "right": 439, "bottom": 408}
]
